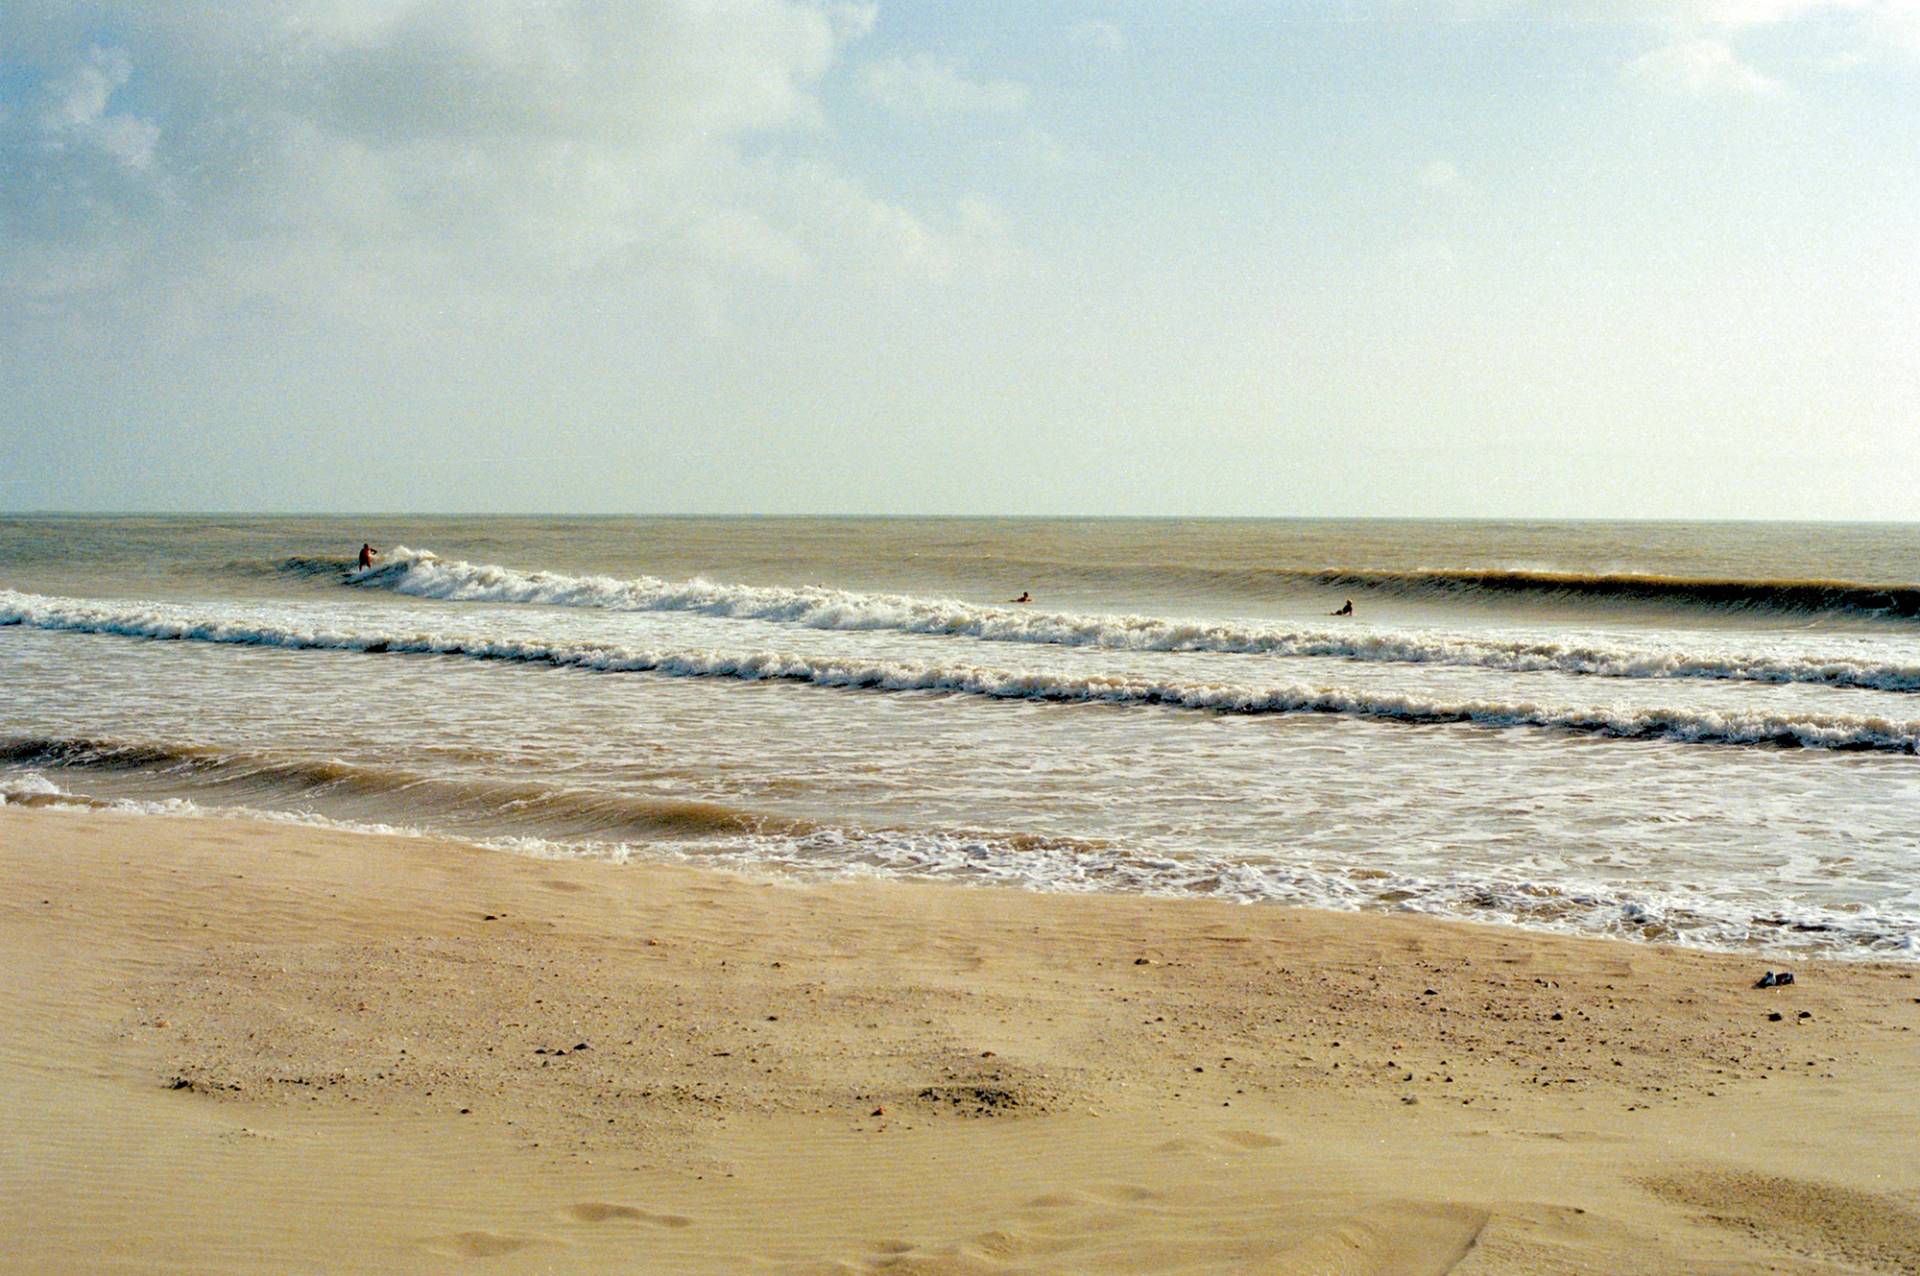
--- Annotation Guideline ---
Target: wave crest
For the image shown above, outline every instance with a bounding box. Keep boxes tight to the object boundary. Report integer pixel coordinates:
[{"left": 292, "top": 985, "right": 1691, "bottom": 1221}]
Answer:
[
  {"left": 7, "top": 589, "right": 1918, "bottom": 754},
  {"left": 338, "top": 548, "right": 1920, "bottom": 693}
]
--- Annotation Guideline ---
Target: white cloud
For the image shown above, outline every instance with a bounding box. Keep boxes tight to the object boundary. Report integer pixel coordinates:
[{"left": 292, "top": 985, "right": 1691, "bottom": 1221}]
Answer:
[
  {"left": 1669, "top": 0, "right": 1920, "bottom": 58},
  {"left": 827, "top": 2, "right": 879, "bottom": 40},
  {"left": 1623, "top": 37, "right": 1783, "bottom": 94},
  {"left": 1685, "top": 0, "right": 1869, "bottom": 27},
  {"left": 1069, "top": 20, "right": 1127, "bottom": 56},
  {"left": 0, "top": 1, "right": 1007, "bottom": 326},
  {"left": 765, "top": 161, "right": 1024, "bottom": 285},
  {"left": 1689, "top": 0, "right": 1881, "bottom": 26},
  {"left": 1016, "top": 125, "right": 1096, "bottom": 172},
  {"left": 40, "top": 46, "right": 159, "bottom": 169},
  {"left": 1418, "top": 159, "right": 1463, "bottom": 192},
  {"left": 1439, "top": 0, "right": 1920, "bottom": 62},
  {"left": 859, "top": 55, "right": 1029, "bottom": 119}
]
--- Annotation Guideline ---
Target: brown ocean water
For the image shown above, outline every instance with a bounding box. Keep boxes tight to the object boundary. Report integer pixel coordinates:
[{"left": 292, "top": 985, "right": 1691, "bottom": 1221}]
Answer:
[{"left": 4, "top": 515, "right": 1918, "bottom": 957}]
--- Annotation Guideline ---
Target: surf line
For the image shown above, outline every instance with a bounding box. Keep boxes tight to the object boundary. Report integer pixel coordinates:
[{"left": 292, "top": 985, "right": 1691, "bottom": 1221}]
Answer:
[
  {"left": 6, "top": 591, "right": 1919, "bottom": 755},
  {"left": 341, "top": 549, "right": 1920, "bottom": 694}
]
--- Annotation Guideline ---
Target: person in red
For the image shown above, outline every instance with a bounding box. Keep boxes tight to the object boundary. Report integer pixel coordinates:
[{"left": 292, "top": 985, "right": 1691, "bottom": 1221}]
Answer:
[{"left": 357, "top": 543, "right": 378, "bottom": 570}]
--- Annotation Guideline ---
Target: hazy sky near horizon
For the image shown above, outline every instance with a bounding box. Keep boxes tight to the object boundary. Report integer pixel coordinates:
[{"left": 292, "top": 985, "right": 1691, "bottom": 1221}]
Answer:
[{"left": 2, "top": 2, "right": 1915, "bottom": 518}]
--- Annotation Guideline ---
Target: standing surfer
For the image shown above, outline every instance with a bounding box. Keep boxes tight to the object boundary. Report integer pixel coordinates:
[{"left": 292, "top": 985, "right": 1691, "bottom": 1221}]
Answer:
[{"left": 357, "top": 543, "right": 379, "bottom": 570}]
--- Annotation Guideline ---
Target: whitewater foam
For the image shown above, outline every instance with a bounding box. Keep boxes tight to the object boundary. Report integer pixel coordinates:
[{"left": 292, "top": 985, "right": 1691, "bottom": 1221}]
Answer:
[
  {"left": 7, "top": 589, "right": 1918, "bottom": 753},
  {"left": 345, "top": 548, "right": 1920, "bottom": 693},
  {"left": 0, "top": 772, "right": 66, "bottom": 804},
  {"left": 7, "top": 764, "right": 1907, "bottom": 959}
]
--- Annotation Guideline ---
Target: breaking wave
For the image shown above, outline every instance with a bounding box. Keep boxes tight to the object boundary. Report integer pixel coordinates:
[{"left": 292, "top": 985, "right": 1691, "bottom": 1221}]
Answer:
[
  {"left": 1304, "top": 567, "right": 1920, "bottom": 617},
  {"left": 7, "top": 589, "right": 1918, "bottom": 753},
  {"left": 353, "top": 546, "right": 1920, "bottom": 619},
  {"left": 340, "top": 548, "right": 1920, "bottom": 693}
]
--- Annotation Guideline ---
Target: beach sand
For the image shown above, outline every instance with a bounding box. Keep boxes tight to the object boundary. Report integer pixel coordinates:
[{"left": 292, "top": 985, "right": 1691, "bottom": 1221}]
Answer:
[{"left": 3, "top": 805, "right": 1917, "bottom": 1274}]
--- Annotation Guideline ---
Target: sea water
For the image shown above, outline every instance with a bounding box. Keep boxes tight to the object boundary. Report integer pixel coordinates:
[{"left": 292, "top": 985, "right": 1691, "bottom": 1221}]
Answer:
[{"left": 3, "top": 515, "right": 1916, "bottom": 958}]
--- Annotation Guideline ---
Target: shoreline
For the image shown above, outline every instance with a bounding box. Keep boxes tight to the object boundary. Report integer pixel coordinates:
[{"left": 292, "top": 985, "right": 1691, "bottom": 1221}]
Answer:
[
  {"left": 4, "top": 804, "right": 1918, "bottom": 1273},
  {"left": 4, "top": 784, "right": 1903, "bottom": 966}
]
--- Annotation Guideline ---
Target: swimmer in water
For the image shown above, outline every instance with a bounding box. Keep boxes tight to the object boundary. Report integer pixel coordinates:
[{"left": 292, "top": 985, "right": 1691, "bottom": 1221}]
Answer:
[
  {"left": 1331, "top": 598, "right": 1353, "bottom": 617},
  {"left": 1010, "top": 590, "right": 1032, "bottom": 604},
  {"left": 357, "top": 543, "right": 378, "bottom": 570}
]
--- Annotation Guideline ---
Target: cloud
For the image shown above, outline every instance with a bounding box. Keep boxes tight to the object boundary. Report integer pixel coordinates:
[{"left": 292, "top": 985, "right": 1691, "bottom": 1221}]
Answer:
[
  {"left": 1069, "top": 20, "right": 1127, "bottom": 56},
  {"left": 0, "top": 1, "right": 1008, "bottom": 331},
  {"left": 1417, "top": 159, "right": 1464, "bottom": 192},
  {"left": 1622, "top": 37, "right": 1783, "bottom": 94},
  {"left": 826, "top": 2, "right": 879, "bottom": 40},
  {"left": 858, "top": 54, "right": 1029, "bottom": 119},
  {"left": 1683, "top": 0, "right": 1871, "bottom": 27},
  {"left": 1668, "top": 0, "right": 1920, "bottom": 56},
  {"left": 1015, "top": 125, "right": 1096, "bottom": 172},
  {"left": 40, "top": 45, "right": 159, "bottom": 169}
]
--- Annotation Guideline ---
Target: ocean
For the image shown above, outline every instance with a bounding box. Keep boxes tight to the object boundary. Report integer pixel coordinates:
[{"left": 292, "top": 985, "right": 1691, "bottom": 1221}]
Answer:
[{"left": 3, "top": 515, "right": 1917, "bottom": 959}]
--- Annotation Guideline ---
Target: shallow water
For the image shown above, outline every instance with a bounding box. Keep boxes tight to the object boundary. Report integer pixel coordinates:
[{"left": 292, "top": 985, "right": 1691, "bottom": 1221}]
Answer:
[{"left": 3, "top": 515, "right": 1917, "bottom": 957}]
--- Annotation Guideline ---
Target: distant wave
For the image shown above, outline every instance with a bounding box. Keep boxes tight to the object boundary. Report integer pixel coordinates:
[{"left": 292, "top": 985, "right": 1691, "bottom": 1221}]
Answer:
[
  {"left": 265, "top": 554, "right": 357, "bottom": 582},
  {"left": 336, "top": 548, "right": 1920, "bottom": 694},
  {"left": 353, "top": 548, "right": 1920, "bottom": 619},
  {"left": 1303, "top": 567, "right": 1920, "bottom": 618},
  {"left": 7, "top": 589, "right": 1918, "bottom": 753}
]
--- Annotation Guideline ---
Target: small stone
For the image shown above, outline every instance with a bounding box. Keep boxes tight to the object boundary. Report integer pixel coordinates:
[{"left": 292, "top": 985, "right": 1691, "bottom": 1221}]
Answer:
[
  {"left": 1134, "top": 957, "right": 1151, "bottom": 965},
  {"left": 1797, "top": 1011, "right": 1811, "bottom": 1020},
  {"left": 1768, "top": 1012, "right": 1784, "bottom": 1022},
  {"left": 574, "top": 1041, "right": 590, "bottom": 1052},
  {"left": 1551, "top": 1012, "right": 1564, "bottom": 1021},
  {"left": 870, "top": 1106, "right": 885, "bottom": 1117}
]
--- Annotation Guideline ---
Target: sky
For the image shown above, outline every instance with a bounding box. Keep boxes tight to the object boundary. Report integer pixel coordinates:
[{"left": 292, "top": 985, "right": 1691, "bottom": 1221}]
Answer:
[{"left": 1, "top": 1, "right": 1915, "bottom": 518}]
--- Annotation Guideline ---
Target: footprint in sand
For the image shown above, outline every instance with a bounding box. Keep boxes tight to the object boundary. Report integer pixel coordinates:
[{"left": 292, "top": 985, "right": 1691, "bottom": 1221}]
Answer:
[
  {"left": 1022, "top": 1190, "right": 1093, "bottom": 1211},
  {"left": 420, "top": 1231, "right": 542, "bottom": 1259},
  {"left": 1216, "top": 1128, "right": 1285, "bottom": 1149},
  {"left": 560, "top": 1202, "right": 693, "bottom": 1228},
  {"left": 1642, "top": 1170, "right": 1920, "bottom": 1273},
  {"left": 1270, "top": 1204, "right": 1489, "bottom": 1276}
]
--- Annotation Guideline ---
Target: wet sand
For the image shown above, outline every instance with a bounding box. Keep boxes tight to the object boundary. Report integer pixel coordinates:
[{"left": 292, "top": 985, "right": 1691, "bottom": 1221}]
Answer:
[{"left": 2, "top": 805, "right": 1917, "bottom": 1274}]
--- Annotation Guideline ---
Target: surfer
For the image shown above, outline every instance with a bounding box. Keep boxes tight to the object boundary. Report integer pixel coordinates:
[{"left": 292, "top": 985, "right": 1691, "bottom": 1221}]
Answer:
[
  {"left": 357, "top": 543, "right": 378, "bottom": 570},
  {"left": 1331, "top": 598, "right": 1353, "bottom": 617},
  {"left": 1010, "top": 590, "right": 1033, "bottom": 604}
]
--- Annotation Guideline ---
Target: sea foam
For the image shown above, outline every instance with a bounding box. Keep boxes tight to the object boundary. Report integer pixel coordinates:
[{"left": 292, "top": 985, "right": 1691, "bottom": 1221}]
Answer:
[
  {"left": 345, "top": 548, "right": 1920, "bottom": 693},
  {"left": 7, "top": 588, "right": 1918, "bottom": 754}
]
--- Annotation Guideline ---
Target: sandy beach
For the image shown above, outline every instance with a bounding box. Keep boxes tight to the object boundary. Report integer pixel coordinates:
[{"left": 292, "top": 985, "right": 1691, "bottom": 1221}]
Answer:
[{"left": 0, "top": 805, "right": 1914, "bottom": 1274}]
